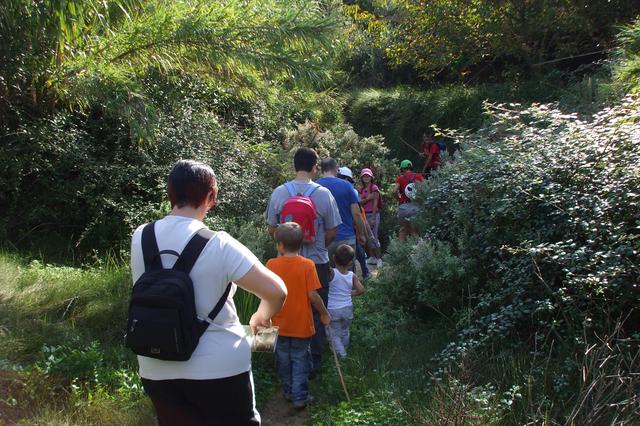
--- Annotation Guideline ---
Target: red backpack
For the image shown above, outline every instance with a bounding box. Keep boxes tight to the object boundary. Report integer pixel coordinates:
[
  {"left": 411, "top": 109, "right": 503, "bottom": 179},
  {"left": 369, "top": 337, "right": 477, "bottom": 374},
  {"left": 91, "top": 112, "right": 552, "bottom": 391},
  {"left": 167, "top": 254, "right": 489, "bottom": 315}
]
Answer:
[{"left": 280, "top": 182, "right": 320, "bottom": 243}]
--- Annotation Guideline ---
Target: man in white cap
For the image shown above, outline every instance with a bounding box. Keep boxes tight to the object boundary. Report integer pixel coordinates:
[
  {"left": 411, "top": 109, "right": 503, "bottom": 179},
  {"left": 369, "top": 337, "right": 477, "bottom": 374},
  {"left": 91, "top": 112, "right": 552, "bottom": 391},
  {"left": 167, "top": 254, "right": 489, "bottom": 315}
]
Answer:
[
  {"left": 317, "top": 158, "right": 366, "bottom": 265},
  {"left": 337, "top": 166, "right": 354, "bottom": 183}
]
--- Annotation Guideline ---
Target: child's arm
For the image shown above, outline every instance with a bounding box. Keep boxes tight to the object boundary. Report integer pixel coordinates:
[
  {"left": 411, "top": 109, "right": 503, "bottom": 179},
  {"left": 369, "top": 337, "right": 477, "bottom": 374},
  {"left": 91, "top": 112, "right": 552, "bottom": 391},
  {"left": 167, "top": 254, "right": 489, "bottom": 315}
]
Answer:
[
  {"left": 371, "top": 191, "right": 379, "bottom": 217},
  {"left": 351, "top": 274, "right": 365, "bottom": 297},
  {"left": 393, "top": 181, "right": 401, "bottom": 199},
  {"left": 309, "top": 290, "right": 331, "bottom": 326}
]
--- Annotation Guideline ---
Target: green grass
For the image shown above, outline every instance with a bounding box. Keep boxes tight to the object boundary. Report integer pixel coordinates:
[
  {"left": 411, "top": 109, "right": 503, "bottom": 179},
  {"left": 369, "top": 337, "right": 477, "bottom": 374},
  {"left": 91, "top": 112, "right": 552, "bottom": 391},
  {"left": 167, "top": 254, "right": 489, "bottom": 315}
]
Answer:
[
  {"left": 307, "top": 279, "right": 554, "bottom": 425},
  {"left": 0, "top": 252, "right": 278, "bottom": 424},
  {"left": 5, "top": 250, "right": 624, "bottom": 425},
  {"left": 310, "top": 280, "right": 458, "bottom": 425}
]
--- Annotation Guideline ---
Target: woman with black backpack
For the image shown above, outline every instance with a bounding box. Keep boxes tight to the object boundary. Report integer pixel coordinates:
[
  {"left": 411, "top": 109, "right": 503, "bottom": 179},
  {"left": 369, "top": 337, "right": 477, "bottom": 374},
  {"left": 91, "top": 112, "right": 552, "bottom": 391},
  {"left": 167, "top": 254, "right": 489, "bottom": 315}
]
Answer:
[{"left": 128, "top": 160, "right": 287, "bottom": 425}]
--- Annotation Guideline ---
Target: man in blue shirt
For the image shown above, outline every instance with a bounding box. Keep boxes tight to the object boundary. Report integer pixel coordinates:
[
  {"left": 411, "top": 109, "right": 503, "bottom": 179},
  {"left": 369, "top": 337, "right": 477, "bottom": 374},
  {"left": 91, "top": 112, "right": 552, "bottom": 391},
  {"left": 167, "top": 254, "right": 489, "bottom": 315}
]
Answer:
[{"left": 317, "top": 158, "right": 366, "bottom": 264}]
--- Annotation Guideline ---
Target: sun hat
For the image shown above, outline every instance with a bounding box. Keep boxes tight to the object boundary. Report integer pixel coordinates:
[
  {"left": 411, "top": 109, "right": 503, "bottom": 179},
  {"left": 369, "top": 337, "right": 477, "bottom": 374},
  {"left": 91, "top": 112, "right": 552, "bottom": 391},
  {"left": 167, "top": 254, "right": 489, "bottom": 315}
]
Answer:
[
  {"left": 400, "top": 159, "right": 412, "bottom": 170},
  {"left": 337, "top": 166, "right": 354, "bottom": 179},
  {"left": 360, "top": 168, "right": 374, "bottom": 178}
]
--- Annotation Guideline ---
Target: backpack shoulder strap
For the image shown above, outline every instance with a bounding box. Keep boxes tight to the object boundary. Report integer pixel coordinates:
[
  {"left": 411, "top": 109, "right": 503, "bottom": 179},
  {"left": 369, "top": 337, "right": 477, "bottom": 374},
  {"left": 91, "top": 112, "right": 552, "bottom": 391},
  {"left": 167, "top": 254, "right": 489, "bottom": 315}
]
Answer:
[
  {"left": 302, "top": 182, "right": 320, "bottom": 197},
  {"left": 284, "top": 182, "right": 297, "bottom": 197},
  {"left": 206, "top": 282, "right": 232, "bottom": 323},
  {"left": 173, "top": 228, "right": 215, "bottom": 274},
  {"left": 141, "top": 221, "right": 162, "bottom": 271}
]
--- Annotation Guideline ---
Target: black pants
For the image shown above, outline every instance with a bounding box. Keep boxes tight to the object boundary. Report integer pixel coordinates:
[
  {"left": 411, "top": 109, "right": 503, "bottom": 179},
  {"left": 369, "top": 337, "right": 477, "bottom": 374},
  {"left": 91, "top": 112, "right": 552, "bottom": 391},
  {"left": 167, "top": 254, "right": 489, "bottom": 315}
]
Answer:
[
  {"left": 141, "top": 371, "right": 259, "bottom": 426},
  {"left": 310, "top": 262, "right": 330, "bottom": 377}
]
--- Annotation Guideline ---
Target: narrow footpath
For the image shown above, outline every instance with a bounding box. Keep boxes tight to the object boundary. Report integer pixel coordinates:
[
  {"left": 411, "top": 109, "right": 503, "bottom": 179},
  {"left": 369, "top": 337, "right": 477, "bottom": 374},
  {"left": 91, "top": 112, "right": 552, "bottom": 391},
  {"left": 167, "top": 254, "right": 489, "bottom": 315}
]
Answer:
[{"left": 259, "top": 262, "right": 379, "bottom": 425}]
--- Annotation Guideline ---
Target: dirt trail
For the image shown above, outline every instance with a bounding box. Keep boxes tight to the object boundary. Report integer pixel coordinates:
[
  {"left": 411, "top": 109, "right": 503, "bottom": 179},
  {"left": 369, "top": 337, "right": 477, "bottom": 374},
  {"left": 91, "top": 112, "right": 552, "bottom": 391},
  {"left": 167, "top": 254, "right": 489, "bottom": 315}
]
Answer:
[{"left": 260, "top": 392, "right": 310, "bottom": 426}]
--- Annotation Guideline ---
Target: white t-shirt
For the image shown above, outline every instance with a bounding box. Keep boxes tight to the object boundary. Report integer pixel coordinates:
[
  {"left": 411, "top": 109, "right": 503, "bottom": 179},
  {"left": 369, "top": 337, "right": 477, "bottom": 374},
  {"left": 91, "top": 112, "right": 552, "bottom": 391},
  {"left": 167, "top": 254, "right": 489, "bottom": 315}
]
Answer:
[
  {"left": 130, "top": 215, "right": 259, "bottom": 380},
  {"left": 327, "top": 268, "right": 354, "bottom": 310}
]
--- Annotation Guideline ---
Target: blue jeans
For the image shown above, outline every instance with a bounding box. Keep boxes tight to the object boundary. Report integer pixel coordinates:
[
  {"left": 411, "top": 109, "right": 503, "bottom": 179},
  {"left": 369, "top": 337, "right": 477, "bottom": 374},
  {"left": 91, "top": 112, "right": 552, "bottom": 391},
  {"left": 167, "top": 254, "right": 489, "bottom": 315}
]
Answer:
[
  {"left": 356, "top": 243, "right": 369, "bottom": 278},
  {"left": 275, "top": 336, "right": 312, "bottom": 404}
]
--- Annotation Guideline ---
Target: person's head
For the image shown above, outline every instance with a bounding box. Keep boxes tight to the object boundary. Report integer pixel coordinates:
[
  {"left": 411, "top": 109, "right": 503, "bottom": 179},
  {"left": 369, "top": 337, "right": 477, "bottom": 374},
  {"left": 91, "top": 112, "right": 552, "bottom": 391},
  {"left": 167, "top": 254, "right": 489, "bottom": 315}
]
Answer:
[
  {"left": 400, "top": 159, "right": 413, "bottom": 172},
  {"left": 422, "top": 132, "right": 434, "bottom": 144},
  {"left": 167, "top": 160, "right": 217, "bottom": 209},
  {"left": 320, "top": 157, "right": 338, "bottom": 175},
  {"left": 294, "top": 147, "right": 319, "bottom": 173},
  {"left": 337, "top": 166, "right": 354, "bottom": 183},
  {"left": 360, "top": 168, "right": 374, "bottom": 185},
  {"left": 274, "top": 222, "right": 304, "bottom": 254},
  {"left": 333, "top": 244, "right": 355, "bottom": 268}
]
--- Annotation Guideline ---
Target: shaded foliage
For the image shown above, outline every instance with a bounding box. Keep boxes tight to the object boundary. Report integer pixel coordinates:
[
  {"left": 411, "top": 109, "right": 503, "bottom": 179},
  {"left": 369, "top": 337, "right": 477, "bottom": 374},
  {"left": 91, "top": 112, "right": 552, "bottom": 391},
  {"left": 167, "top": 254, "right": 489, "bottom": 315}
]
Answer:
[
  {"left": 342, "top": 0, "right": 640, "bottom": 82},
  {"left": 347, "top": 69, "right": 610, "bottom": 160},
  {"left": 0, "top": 86, "right": 274, "bottom": 256}
]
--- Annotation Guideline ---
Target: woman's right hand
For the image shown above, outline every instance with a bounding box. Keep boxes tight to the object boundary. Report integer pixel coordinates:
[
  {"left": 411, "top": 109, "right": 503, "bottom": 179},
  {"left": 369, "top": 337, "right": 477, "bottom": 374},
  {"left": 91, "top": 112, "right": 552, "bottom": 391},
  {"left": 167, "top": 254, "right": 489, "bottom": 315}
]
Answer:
[
  {"left": 236, "top": 264, "right": 287, "bottom": 335},
  {"left": 249, "top": 311, "right": 271, "bottom": 335}
]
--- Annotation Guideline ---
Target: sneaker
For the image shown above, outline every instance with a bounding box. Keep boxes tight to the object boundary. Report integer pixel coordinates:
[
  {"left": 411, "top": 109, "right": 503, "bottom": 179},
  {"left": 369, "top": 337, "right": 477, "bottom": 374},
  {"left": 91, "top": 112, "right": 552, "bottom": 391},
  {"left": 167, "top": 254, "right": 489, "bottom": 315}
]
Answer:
[
  {"left": 292, "top": 395, "right": 314, "bottom": 409},
  {"left": 376, "top": 258, "right": 383, "bottom": 267},
  {"left": 366, "top": 257, "right": 377, "bottom": 265}
]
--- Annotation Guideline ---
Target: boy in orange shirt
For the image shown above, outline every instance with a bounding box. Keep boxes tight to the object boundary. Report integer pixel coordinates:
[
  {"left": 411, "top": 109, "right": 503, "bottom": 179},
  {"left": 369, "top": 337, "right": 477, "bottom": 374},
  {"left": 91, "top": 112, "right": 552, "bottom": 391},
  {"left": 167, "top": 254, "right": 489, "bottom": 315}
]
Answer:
[{"left": 266, "top": 222, "right": 331, "bottom": 409}]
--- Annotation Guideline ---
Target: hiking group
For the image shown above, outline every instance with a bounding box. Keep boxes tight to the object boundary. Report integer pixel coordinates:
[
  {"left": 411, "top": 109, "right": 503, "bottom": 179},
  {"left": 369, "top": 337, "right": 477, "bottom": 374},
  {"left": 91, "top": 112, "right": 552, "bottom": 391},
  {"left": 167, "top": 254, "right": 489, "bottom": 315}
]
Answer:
[{"left": 125, "top": 138, "right": 441, "bottom": 424}]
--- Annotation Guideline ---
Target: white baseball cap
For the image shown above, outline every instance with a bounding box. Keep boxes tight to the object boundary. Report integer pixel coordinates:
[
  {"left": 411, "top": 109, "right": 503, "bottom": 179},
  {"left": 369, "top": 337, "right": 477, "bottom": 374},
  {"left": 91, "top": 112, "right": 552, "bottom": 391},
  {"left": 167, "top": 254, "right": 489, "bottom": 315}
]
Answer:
[{"left": 337, "top": 166, "right": 353, "bottom": 179}]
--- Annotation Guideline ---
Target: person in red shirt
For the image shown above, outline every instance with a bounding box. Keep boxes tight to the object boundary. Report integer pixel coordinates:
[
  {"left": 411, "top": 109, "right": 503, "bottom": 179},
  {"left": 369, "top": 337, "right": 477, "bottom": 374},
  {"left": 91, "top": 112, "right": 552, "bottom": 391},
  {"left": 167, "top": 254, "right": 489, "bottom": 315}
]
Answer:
[
  {"left": 393, "top": 160, "right": 424, "bottom": 240},
  {"left": 420, "top": 133, "right": 441, "bottom": 175}
]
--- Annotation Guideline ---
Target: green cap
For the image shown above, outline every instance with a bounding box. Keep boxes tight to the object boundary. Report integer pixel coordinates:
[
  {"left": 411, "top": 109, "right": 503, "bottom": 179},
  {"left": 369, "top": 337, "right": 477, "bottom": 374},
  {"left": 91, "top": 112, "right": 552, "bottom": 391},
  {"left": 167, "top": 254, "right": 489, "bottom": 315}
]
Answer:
[{"left": 400, "top": 159, "right": 412, "bottom": 169}]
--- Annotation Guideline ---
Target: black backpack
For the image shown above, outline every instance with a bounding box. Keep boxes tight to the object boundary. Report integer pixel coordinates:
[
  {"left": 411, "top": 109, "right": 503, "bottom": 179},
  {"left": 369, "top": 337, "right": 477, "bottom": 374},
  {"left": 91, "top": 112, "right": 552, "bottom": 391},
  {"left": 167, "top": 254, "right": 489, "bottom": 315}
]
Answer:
[{"left": 124, "top": 221, "right": 231, "bottom": 361}]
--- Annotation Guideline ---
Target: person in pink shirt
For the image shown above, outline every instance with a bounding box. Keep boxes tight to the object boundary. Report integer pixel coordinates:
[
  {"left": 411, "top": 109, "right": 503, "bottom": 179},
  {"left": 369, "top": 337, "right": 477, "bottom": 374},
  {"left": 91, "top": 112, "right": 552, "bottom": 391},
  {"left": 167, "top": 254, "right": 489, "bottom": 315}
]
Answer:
[{"left": 358, "top": 168, "right": 382, "bottom": 266}]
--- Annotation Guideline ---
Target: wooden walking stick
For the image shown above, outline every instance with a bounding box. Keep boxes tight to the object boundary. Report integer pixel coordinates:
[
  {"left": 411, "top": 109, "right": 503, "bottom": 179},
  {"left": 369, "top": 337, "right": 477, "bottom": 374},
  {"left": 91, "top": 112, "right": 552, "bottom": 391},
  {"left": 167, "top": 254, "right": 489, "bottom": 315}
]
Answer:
[
  {"left": 325, "top": 326, "right": 351, "bottom": 402},
  {"left": 397, "top": 136, "right": 422, "bottom": 155}
]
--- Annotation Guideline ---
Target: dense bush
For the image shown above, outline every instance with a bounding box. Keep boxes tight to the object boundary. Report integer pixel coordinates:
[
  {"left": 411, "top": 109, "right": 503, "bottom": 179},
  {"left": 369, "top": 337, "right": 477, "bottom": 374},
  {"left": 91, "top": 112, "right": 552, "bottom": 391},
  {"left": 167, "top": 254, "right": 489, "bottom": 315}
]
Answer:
[
  {"left": 381, "top": 238, "right": 474, "bottom": 317},
  {"left": 375, "top": 94, "right": 640, "bottom": 422},
  {"left": 347, "top": 71, "right": 612, "bottom": 160},
  {"left": 343, "top": 0, "right": 639, "bottom": 82},
  {"left": 0, "top": 89, "right": 278, "bottom": 257},
  {"left": 0, "top": 0, "right": 344, "bottom": 259}
]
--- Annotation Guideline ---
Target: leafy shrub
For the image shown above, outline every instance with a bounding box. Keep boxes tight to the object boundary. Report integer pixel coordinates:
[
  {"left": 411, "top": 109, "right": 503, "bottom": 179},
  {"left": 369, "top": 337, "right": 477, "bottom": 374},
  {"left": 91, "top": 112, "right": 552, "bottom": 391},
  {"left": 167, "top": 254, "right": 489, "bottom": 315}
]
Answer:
[
  {"left": 378, "top": 238, "right": 475, "bottom": 316},
  {"left": 349, "top": 278, "right": 409, "bottom": 352},
  {"left": 313, "top": 395, "right": 411, "bottom": 426},
  {"left": 1, "top": 91, "right": 277, "bottom": 257},
  {"left": 375, "top": 94, "right": 640, "bottom": 422},
  {"left": 227, "top": 214, "right": 278, "bottom": 263},
  {"left": 420, "top": 377, "right": 511, "bottom": 425},
  {"left": 344, "top": 0, "right": 638, "bottom": 81},
  {"left": 35, "top": 341, "right": 143, "bottom": 401},
  {"left": 36, "top": 341, "right": 104, "bottom": 381},
  {"left": 283, "top": 120, "right": 395, "bottom": 183}
]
